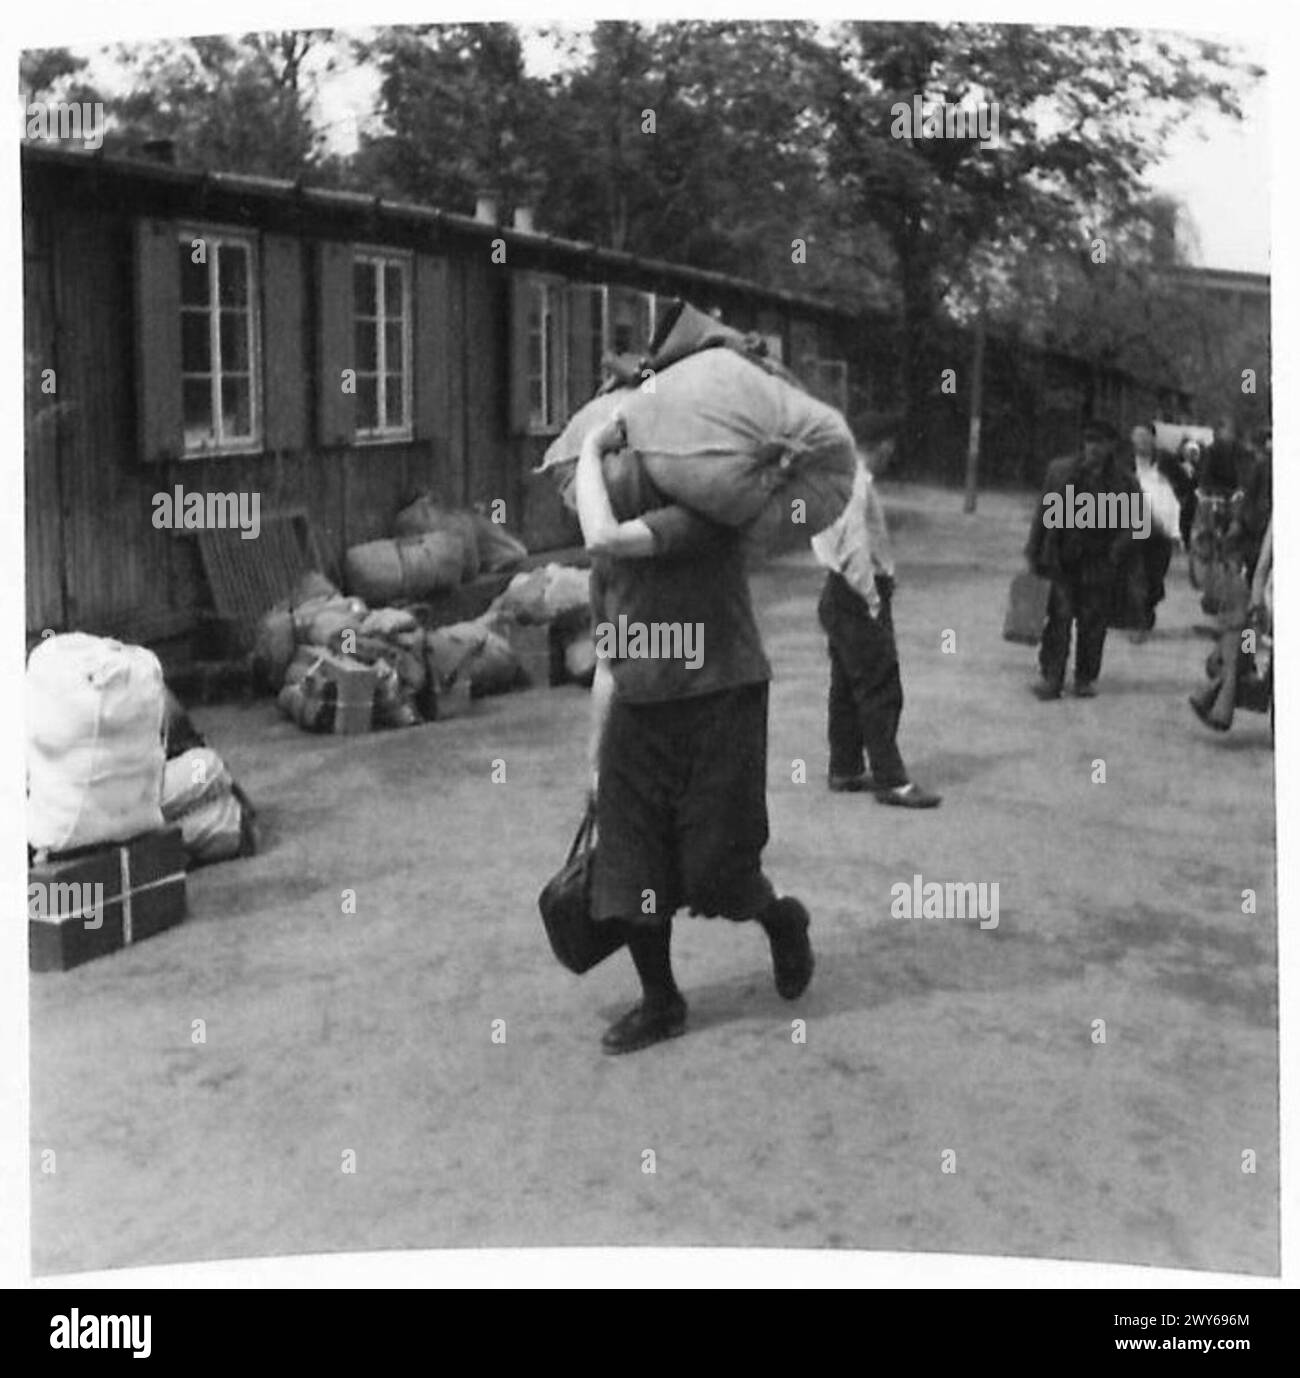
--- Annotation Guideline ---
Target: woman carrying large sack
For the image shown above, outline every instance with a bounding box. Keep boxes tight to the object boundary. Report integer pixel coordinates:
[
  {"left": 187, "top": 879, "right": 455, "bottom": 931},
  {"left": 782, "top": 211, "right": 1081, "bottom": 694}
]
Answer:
[{"left": 575, "top": 413, "right": 814, "bottom": 1055}]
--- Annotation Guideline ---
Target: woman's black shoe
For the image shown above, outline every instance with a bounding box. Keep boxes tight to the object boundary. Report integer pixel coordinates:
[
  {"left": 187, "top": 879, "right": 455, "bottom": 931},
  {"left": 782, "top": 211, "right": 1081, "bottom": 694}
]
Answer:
[
  {"left": 601, "top": 995, "right": 688, "bottom": 1055},
  {"left": 762, "top": 897, "right": 814, "bottom": 999},
  {"left": 1188, "top": 694, "right": 1230, "bottom": 733}
]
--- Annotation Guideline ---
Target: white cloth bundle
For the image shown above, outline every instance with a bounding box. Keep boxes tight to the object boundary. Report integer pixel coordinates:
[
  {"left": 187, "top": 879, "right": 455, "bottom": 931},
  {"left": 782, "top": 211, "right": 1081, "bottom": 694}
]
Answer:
[
  {"left": 27, "top": 633, "right": 166, "bottom": 851},
  {"left": 1136, "top": 460, "right": 1183, "bottom": 541}
]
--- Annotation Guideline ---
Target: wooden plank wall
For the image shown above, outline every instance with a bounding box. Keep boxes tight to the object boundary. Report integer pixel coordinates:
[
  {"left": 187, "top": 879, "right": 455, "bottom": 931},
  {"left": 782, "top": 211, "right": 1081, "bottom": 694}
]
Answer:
[
  {"left": 25, "top": 195, "right": 448, "bottom": 638},
  {"left": 52, "top": 213, "right": 164, "bottom": 632},
  {"left": 23, "top": 203, "right": 64, "bottom": 633}
]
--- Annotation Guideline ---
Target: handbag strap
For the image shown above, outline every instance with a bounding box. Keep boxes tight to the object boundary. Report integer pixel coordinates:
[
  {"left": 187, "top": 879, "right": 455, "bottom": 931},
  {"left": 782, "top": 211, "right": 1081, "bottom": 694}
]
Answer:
[{"left": 565, "top": 801, "right": 596, "bottom": 864}]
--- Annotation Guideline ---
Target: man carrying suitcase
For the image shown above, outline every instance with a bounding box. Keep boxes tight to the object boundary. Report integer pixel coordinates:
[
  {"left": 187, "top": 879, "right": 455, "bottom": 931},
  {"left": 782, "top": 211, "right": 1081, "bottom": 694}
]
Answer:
[{"left": 1025, "top": 420, "right": 1139, "bottom": 699}]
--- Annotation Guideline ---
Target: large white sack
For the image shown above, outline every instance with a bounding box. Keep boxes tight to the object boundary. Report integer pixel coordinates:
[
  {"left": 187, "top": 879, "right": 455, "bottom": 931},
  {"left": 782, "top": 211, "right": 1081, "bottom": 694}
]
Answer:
[
  {"left": 1136, "top": 465, "right": 1184, "bottom": 542},
  {"left": 539, "top": 349, "right": 855, "bottom": 548},
  {"left": 27, "top": 633, "right": 166, "bottom": 852}
]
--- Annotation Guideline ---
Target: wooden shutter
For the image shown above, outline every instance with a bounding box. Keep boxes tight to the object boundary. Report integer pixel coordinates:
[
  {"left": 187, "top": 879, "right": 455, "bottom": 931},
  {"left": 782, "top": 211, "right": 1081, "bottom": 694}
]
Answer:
[
  {"left": 134, "top": 218, "right": 182, "bottom": 463},
  {"left": 414, "top": 254, "right": 450, "bottom": 444},
  {"left": 566, "top": 283, "right": 595, "bottom": 414},
  {"left": 262, "top": 234, "right": 305, "bottom": 453},
  {"left": 316, "top": 240, "right": 354, "bottom": 447},
  {"left": 509, "top": 273, "right": 536, "bottom": 435},
  {"left": 789, "top": 319, "right": 819, "bottom": 388}
]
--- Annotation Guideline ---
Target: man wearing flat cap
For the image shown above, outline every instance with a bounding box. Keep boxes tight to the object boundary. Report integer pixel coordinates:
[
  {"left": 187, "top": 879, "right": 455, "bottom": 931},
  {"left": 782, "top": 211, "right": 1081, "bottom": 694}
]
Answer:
[{"left": 1025, "top": 419, "right": 1142, "bottom": 699}]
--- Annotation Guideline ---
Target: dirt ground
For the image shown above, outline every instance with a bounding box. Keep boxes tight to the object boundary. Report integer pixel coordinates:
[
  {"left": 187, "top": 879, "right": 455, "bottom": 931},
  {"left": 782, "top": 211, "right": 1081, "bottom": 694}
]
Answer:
[{"left": 29, "top": 483, "right": 1278, "bottom": 1276}]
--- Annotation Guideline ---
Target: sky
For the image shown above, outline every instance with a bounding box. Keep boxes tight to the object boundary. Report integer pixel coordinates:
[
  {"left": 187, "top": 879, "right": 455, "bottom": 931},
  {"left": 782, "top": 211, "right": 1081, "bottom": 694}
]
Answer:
[{"left": 1141, "top": 34, "right": 1269, "bottom": 274}]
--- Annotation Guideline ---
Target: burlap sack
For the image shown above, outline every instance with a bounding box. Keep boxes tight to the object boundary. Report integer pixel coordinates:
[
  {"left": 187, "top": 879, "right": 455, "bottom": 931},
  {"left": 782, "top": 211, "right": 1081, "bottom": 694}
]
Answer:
[{"left": 538, "top": 348, "right": 854, "bottom": 549}]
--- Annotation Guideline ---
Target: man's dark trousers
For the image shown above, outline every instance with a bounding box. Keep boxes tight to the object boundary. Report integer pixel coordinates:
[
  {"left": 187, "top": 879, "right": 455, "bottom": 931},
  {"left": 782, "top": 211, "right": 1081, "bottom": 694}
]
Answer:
[
  {"left": 1139, "top": 532, "right": 1174, "bottom": 628},
  {"left": 1039, "top": 578, "right": 1110, "bottom": 688},
  {"left": 818, "top": 570, "right": 907, "bottom": 788}
]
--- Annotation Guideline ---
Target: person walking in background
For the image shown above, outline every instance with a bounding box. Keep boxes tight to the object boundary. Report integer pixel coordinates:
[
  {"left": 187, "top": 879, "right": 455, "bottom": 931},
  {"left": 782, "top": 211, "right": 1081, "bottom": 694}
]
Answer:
[
  {"left": 1189, "top": 429, "right": 1273, "bottom": 733},
  {"left": 812, "top": 449, "right": 940, "bottom": 807},
  {"left": 577, "top": 414, "right": 814, "bottom": 1055},
  {"left": 1189, "top": 515, "right": 1273, "bottom": 734},
  {"left": 1201, "top": 414, "right": 1251, "bottom": 495},
  {"left": 1175, "top": 438, "right": 1201, "bottom": 549},
  {"left": 1125, "top": 421, "right": 1185, "bottom": 642},
  {"left": 1190, "top": 415, "right": 1249, "bottom": 611},
  {"left": 1191, "top": 421, "right": 1267, "bottom": 614},
  {"left": 1246, "top": 430, "right": 1273, "bottom": 560},
  {"left": 1025, "top": 420, "right": 1139, "bottom": 700}
]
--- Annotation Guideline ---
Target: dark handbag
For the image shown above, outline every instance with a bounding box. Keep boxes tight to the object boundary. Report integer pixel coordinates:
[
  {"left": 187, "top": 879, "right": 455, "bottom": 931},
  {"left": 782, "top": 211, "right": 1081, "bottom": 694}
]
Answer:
[{"left": 538, "top": 803, "right": 626, "bottom": 974}]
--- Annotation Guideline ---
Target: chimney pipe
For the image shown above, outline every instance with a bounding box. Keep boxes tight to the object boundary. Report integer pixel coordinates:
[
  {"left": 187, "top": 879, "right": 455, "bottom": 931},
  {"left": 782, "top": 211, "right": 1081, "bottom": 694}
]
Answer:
[
  {"left": 513, "top": 205, "right": 536, "bottom": 234},
  {"left": 474, "top": 189, "right": 501, "bottom": 224}
]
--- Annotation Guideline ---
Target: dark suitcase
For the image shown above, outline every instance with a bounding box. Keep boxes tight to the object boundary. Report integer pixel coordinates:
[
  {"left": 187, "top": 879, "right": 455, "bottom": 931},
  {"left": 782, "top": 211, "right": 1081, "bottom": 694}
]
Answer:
[{"left": 1002, "top": 571, "right": 1051, "bottom": 645}]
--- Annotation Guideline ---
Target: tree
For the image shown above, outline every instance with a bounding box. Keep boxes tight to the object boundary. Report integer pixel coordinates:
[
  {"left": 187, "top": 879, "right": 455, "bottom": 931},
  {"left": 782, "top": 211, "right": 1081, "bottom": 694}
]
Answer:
[
  {"left": 816, "top": 23, "right": 1260, "bottom": 469},
  {"left": 348, "top": 17, "right": 867, "bottom": 292},
  {"left": 350, "top": 24, "right": 550, "bottom": 215},
  {"left": 100, "top": 32, "right": 332, "bottom": 176},
  {"left": 529, "top": 21, "right": 892, "bottom": 298},
  {"left": 20, "top": 47, "right": 92, "bottom": 101}
]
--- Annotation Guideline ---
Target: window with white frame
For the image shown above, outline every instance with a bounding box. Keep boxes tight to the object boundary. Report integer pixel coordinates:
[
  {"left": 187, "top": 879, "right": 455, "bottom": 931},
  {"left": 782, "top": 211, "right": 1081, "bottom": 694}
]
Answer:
[
  {"left": 524, "top": 276, "right": 568, "bottom": 432},
  {"left": 178, "top": 230, "right": 260, "bottom": 454},
  {"left": 353, "top": 251, "right": 412, "bottom": 439},
  {"left": 513, "top": 280, "right": 661, "bottom": 432}
]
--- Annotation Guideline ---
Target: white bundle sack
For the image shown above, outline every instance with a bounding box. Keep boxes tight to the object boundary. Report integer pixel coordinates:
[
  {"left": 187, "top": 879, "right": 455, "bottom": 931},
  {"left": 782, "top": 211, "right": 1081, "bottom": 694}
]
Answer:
[
  {"left": 1136, "top": 465, "right": 1184, "bottom": 543},
  {"left": 538, "top": 348, "right": 855, "bottom": 553},
  {"left": 27, "top": 633, "right": 166, "bottom": 852},
  {"left": 542, "top": 565, "right": 592, "bottom": 618},
  {"left": 177, "top": 789, "right": 243, "bottom": 864},
  {"left": 162, "top": 747, "right": 233, "bottom": 821}
]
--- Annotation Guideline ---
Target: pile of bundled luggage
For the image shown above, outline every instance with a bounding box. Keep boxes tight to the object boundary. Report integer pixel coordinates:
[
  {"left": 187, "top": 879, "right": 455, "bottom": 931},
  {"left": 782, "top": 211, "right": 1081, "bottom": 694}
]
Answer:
[
  {"left": 26, "top": 633, "right": 253, "bottom": 969},
  {"left": 27, "top": 633, "right": 254, "bottom": 869},
  {"left": 253, "top": 570, "right": 531, "bottom": 732},
  {"left": 252, "top": 497, "right": 597, "bottom": 732}
]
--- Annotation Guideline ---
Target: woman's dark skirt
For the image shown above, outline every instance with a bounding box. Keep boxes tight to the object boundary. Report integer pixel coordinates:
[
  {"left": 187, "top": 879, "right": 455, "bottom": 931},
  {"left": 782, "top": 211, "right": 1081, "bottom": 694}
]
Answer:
[{"left": 593, "top": 681, "right": 775, "bottom": 928}]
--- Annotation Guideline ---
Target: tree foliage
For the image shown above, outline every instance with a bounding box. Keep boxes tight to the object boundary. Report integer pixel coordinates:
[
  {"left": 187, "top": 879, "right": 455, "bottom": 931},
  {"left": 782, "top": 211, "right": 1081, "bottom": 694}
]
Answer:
[
  {"left": 349, "top": 24, "right": 549, "bottom": 212},
  {"left": 813, "top": 22, "right": 1260, "bottom": 461},
  {"left": 24, "top": 33, "right": 336, "bottom": 176}
]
